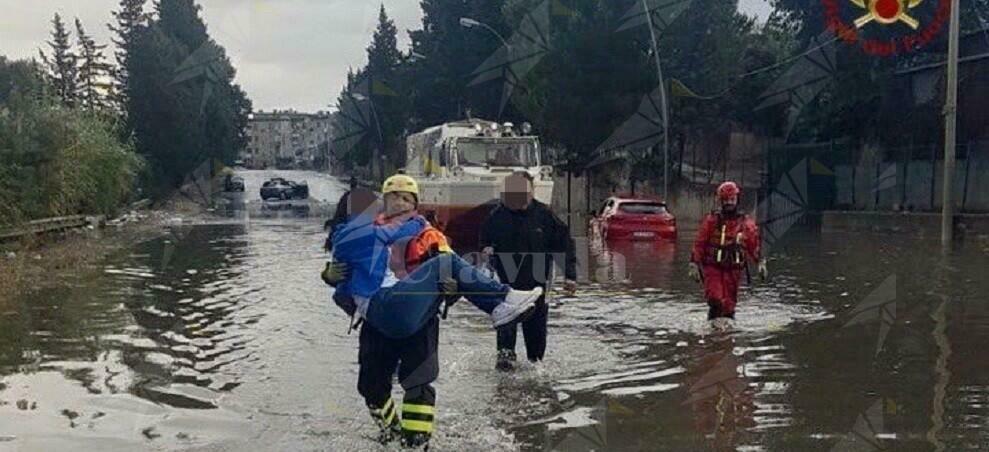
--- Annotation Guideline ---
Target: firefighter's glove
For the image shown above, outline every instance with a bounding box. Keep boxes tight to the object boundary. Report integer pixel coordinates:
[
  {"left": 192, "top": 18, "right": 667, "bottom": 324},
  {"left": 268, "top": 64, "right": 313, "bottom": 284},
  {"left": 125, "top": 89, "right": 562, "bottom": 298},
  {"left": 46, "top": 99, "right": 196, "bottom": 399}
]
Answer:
[
  {"left": 440, "top": 277, "right": 459, "bottom": 303},
  {"left": 321, "top": 261, "right": 349, "bottom": 287},
  {"left": 688, "top": 263, "right": 702, "bottom": 283},
  {"left": 757, "top": 259, "right": 769, "bottom": 282}
]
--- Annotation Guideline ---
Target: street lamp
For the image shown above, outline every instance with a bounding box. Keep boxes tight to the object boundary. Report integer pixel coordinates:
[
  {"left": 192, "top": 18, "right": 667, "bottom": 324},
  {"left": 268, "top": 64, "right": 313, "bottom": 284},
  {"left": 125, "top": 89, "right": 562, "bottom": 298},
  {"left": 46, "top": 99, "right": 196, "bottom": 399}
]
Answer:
[
  {"left": 639, "top": 0, "right": 671, "bottom": 202},
  {"left": 459, "top": 17, "right": 511, "bottom": 50},
  {"left": 349, "top": 92, "right": 385, "bottom": 181}
]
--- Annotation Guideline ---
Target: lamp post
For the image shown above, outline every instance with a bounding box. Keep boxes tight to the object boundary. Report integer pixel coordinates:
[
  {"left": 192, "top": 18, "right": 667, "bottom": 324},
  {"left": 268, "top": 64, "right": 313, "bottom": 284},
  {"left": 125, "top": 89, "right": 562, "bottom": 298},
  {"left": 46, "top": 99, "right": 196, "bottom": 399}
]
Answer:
[
  {"left": 459, "top": 17, "right": 511, "bottom": 50},
  {"left": 940, "top": 0, "right": 960, "bottom": 249},
  {"left": 641, "top": 0, "right": 671, "bottom": 201},
  {"left": 351, "top": 92, "right": 385, "bottom": 182}
]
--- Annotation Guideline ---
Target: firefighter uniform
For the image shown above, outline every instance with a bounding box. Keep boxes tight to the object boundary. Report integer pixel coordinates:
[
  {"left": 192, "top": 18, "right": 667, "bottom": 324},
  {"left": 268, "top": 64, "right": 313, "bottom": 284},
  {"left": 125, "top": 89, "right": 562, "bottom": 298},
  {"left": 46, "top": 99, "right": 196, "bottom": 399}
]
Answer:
[
  {"left": 690, "top": 210, "right": 761, "bottom": 319},
  {"left": 358, "top": 220, "right": 451, "bottom": 447}
]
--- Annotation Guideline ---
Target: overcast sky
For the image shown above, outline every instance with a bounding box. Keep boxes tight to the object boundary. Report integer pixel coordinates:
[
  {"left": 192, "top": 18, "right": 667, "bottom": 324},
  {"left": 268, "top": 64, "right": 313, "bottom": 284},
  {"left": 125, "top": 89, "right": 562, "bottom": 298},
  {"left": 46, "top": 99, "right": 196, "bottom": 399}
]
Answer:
[{"left": 0, "top": 0, "right": 773, "bottom": 113}]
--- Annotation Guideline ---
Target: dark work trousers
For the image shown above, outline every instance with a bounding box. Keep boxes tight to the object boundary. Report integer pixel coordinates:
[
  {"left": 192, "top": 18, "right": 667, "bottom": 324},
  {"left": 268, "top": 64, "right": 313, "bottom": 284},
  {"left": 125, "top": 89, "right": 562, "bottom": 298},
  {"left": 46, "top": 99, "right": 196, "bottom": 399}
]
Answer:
[
  {"left": 358, "top": 316, "right": 439, "bottom": 437},
  {"left": 496, "top": 296, "right": 549, "bottom": 362}
]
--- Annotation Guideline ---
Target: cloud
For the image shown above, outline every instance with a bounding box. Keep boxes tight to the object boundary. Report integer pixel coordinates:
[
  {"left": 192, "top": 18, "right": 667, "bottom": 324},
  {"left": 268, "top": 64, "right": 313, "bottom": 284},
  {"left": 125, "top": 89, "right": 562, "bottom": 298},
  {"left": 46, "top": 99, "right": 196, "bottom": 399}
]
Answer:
[{"left": 0, "top": 0, "right": 423, "bottom": 113}]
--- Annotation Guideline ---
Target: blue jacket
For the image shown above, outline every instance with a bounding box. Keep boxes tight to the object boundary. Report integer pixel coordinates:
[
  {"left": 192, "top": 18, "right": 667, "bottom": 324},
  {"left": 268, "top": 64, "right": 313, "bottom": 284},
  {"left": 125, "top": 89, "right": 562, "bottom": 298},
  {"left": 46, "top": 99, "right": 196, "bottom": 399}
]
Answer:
[{"left": 331, "top": 213, "right": 427, "bottom": 300}]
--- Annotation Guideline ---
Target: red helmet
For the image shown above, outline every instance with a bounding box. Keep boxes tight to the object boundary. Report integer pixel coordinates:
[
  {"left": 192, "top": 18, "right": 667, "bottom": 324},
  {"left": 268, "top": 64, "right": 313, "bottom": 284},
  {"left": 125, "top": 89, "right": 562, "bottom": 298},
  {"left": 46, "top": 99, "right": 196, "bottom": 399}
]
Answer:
[{"left": 717, "top": 181, "right": 740, "bottom": 202}]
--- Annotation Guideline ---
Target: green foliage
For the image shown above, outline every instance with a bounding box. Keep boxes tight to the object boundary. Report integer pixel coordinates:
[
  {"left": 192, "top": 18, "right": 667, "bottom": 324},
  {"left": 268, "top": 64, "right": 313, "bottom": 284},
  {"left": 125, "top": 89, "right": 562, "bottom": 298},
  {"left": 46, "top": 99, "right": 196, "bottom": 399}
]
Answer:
[
  {"left": 0, "top": 57, "right": 142, "bottom": 226},
  {"left": 125, "top": 0, "right": 252, "bottom": 195},
  {"left": 367, "top": 6, "right": 412, "bottom": 171},
  {"left": 109, "top": 0, "right": 150, "bottom": 114},
  {"left": 333, "top": 0, "right": 792, "bottom": 174},
  {"left": 75, "top": 19, "right": 114, "bottom": 112},
  {"left": 38, "top": 13, "right": 78, "bottom": 108}
]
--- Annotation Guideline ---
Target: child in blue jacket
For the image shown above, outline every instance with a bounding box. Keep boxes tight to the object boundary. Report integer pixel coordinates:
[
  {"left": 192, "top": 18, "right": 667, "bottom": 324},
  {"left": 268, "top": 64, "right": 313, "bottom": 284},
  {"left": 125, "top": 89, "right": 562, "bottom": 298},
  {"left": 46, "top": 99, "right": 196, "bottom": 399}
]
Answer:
[{"left": 329, "top": 186, "right": 542, "bottom": 339}]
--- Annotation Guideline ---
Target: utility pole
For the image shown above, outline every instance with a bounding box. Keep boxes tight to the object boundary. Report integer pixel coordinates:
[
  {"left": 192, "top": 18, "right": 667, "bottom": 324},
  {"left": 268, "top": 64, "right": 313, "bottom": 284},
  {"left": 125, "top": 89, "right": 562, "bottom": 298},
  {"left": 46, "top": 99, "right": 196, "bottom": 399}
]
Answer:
[
  {"left": 641, "top": 0, "right": 671, "bottom": 201},
  {"left": 941, "top": 0, "right": 960, "bottom": 249}
]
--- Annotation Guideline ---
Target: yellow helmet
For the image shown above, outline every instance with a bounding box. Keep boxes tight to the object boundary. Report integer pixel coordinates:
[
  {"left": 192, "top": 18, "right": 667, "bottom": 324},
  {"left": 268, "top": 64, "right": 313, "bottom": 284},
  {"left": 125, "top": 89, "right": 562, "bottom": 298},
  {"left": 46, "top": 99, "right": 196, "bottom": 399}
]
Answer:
[{"left": 382, "top": 174, "right": 419, "bottom": 199}]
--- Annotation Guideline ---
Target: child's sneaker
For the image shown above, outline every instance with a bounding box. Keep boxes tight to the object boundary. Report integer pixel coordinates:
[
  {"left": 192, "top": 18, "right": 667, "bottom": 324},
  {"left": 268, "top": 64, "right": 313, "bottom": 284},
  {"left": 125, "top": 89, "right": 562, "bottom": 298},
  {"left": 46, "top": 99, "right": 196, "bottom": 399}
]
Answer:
[{"left": 491, "top": 287, "right": 542, "bottom": 328}]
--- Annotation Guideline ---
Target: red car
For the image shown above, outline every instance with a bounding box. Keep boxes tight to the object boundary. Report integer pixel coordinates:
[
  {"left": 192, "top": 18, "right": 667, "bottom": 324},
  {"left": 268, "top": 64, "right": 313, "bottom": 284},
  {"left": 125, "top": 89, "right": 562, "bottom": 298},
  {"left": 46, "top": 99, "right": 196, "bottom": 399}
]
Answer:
[{"left": 594, "top": 196, "right": 677, "bottom": 240}]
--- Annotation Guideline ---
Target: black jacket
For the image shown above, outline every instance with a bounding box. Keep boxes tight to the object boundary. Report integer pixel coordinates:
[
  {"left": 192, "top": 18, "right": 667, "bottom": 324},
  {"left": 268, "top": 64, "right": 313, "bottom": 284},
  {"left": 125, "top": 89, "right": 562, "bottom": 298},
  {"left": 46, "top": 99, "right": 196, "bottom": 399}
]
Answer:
[
  {"left": 479, "top": 200, "right": 577, "bottom": 290},
  {"left": 324, "top": 190, "right": 351, "bottom": 252}
]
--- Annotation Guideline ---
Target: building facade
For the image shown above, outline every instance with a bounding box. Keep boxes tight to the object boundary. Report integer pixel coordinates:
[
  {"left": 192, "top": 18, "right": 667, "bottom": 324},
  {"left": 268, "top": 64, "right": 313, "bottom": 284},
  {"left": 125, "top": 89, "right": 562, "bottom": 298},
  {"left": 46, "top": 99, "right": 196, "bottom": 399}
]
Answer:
[{"left": 244, "top": 110, "right": 333, "bottom": 169}]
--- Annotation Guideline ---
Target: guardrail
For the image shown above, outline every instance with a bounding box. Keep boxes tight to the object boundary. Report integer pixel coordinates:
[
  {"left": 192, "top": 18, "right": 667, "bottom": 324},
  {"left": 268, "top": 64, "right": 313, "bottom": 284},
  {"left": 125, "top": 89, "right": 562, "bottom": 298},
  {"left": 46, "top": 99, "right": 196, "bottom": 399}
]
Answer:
[{"left": 0, "top": 215, "right": 102, "bottom": 242}]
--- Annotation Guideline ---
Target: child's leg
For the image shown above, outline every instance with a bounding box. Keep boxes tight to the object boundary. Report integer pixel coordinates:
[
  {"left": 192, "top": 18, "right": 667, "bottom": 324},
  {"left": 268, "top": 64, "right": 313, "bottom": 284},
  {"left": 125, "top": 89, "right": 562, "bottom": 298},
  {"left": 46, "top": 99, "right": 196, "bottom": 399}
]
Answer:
[
  {"left": 368, "top": 253, "right": 511, "bottom": 338},
  {"left": 400, "top": 253, "right": 509, "bottom": 313}
]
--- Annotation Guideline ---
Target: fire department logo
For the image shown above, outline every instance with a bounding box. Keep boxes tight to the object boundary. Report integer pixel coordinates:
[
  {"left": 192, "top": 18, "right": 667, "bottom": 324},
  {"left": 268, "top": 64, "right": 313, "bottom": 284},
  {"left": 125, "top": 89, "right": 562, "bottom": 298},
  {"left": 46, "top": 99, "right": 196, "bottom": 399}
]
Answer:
[
  {"left": 853, "top": 0, "right": 924, "bottom": 29},
  {"left": 823, "top": 0, "right": 951, "bottom": 55}
]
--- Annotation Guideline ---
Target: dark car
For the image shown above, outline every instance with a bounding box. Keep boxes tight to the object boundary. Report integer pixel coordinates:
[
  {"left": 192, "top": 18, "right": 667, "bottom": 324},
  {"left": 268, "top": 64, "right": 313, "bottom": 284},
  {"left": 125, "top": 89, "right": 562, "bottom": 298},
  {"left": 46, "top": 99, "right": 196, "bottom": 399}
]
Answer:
[
  {"left": 223, "top": 174, "right": 245, "bottom": 192},
  {"left": 260, "top": 177, "right": 309, "bottom": 201},
  {"left": 593, "top": 196, "right": 677, "bottom": 241}
]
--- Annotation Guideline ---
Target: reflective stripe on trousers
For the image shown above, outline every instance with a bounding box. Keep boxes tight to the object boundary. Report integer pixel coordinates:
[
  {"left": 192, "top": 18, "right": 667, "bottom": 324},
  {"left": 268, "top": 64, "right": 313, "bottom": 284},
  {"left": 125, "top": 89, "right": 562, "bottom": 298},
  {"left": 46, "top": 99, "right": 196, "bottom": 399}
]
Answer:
[{"left": 401, "top": 403, "right": 435, "bottom": 433}]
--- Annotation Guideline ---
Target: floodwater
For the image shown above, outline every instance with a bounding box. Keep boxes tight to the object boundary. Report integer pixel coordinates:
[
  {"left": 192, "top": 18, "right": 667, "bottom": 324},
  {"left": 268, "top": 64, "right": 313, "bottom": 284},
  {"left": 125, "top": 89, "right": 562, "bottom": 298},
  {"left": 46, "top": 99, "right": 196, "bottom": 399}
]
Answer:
[{"left": 2, "top": 174, "right": 988, "bottom": 451}]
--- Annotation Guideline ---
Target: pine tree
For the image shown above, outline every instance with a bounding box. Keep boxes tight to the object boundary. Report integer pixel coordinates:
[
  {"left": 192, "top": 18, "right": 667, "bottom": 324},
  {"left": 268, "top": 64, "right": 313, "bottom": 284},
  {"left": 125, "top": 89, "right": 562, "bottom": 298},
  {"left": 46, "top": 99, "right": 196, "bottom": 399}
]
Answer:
[
  {"left": 409, "top": 0, "right": 472, "bottom": 126},
  {"left": 109, "top": 0, "right": 149, "bottom": 112},
  {"left": 127, "top": 0, "right": 251, "bottom": 193},
  {"left": 367, "top": 5, "right": 402, "bottom": 78},
  {"left": 75, "top": 19, "right": 112, "bottom": 111},
  {"left": 38, "top": 13, "right": 78, "bottom": 107},
  {"left": 365, "top": 5, "right": 410, "bottom": 173},
  {"left": 156, "top": 0, "right": 209, "bottom": 51}
]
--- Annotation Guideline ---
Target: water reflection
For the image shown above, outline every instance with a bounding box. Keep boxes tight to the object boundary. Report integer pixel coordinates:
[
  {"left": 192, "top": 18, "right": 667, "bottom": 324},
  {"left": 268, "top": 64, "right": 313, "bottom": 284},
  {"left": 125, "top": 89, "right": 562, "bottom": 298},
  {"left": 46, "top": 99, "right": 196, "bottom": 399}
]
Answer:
[
  {"left": 0, "top": 222, "right": 254, "bottom": 448},
  {"left": 2, "top": 216, "right": 989, "bottom": 451},
  {"left": 682, "top": 337, "right": 755, "bottom": 451},
  {"left": 590, "top": 237, "right": 678, "bottom": 287}
]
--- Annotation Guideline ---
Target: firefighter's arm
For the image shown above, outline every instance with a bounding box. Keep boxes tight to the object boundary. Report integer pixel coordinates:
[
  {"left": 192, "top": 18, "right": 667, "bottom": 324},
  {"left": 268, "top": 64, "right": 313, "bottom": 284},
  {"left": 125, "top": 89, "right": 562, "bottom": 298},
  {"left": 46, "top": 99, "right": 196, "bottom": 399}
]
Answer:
[
  {"left": 745, "top": 217, "right": 769, "bottom": 280},
  {"left": 744, "top": 217, "right": 762, "bottom": 262},
  {"left": 691, "top": 215, "right": 715, "bottom": 264}
]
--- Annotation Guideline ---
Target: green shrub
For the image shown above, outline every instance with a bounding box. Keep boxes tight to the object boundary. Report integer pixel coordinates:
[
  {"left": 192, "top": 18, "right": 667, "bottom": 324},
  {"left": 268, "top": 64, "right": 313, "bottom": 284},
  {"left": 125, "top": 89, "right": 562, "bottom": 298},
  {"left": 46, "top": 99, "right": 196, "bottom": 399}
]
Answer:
[{"left": 0, "top": 57, "right": 143, "bottom": 226}]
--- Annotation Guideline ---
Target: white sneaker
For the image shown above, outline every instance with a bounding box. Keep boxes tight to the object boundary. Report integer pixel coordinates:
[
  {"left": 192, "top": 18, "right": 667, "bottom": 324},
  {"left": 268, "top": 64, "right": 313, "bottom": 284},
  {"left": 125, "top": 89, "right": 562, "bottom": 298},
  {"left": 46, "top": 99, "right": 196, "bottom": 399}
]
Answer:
[{"left": 491, "top": 287, "right": 543, "bottom": 328}]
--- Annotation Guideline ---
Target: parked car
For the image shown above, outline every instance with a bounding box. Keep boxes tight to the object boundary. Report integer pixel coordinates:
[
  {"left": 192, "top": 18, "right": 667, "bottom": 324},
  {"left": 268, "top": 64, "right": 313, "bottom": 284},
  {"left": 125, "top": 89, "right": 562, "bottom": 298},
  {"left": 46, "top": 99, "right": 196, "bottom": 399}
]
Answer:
[
  {"left": 223, "top": 174, "right": 245, "bottom": 192},
  {"left": 260, "top": 177, "right": 309, "bottom": 201},
  {"left": 594, "top": 196, "right": 677, "bottom": 240}
]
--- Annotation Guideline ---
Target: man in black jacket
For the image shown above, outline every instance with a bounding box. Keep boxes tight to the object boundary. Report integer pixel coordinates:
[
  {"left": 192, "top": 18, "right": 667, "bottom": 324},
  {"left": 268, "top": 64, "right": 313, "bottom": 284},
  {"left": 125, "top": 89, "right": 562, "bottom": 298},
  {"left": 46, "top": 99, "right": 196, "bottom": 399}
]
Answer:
[{"left": 480, "top": 172, "right": 577, "bottom": 371}]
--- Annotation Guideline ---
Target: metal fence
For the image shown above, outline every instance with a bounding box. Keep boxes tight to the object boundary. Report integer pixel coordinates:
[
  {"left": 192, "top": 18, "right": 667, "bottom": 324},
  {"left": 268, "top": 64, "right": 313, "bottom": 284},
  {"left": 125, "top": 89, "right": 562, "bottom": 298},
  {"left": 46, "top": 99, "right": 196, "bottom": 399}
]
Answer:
[{"left": 768, "top": 140, "right": 989, "bottom": 213}]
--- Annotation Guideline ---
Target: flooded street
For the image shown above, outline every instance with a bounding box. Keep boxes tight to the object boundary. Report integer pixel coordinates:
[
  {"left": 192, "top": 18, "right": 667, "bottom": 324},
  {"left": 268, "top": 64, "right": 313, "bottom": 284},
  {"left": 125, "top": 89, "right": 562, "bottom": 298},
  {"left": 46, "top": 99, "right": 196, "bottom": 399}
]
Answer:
[{"left": 2, "top": 175, "right": 988, "bottom": 451}]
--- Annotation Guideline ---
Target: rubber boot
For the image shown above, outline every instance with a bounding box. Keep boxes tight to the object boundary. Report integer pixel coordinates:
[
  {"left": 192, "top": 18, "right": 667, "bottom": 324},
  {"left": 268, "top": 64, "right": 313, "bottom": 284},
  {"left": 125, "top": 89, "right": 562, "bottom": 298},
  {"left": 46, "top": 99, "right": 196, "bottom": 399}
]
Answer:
[
  {"left": 368, "top": 399, "right": 401, "bottom": 444},
  {"left": 402, "top": 432, "right": 431, "bottom": 450},
  {"left": 496, "top": 349, "right": 517, "bottom": 372}
]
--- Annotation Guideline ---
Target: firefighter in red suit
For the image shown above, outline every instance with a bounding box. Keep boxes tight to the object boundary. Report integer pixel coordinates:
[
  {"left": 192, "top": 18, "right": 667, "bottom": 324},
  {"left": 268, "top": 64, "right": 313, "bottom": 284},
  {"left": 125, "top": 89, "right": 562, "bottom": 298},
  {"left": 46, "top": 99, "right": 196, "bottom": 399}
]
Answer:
[{"left": 689, "top": 182, "right": 768, "bottom": 325}]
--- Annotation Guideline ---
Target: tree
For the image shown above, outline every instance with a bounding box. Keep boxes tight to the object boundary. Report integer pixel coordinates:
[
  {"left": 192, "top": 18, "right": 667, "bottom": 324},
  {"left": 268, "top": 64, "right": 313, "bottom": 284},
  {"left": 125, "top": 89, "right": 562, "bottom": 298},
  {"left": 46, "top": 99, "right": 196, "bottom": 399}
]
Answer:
[
  {"left": 75, "top": 19, "right": 113, "bottom": 112},
  {"left": 127, "top": 0, "right": 251, "bottom": 194},
  {"left": 38, "top": 13, "right": 78, "bottom": 107},
  {"left": 157, "top": 0, "right": 209, "bottom": 51},
  {"left": 409, "top": 0, "right": 474, "bottom": 126},
  {"left": 0, "top": 56, "right": 142, "bottom": 224},
  {"left": 109, "top": 0, "right": 149, "bottom": 114},
  {"left": 333, "top": 67, "right": 374, "bottom": 176},
  {"left": 366, "top": 5, "right": 411, "bottom": 173}
]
